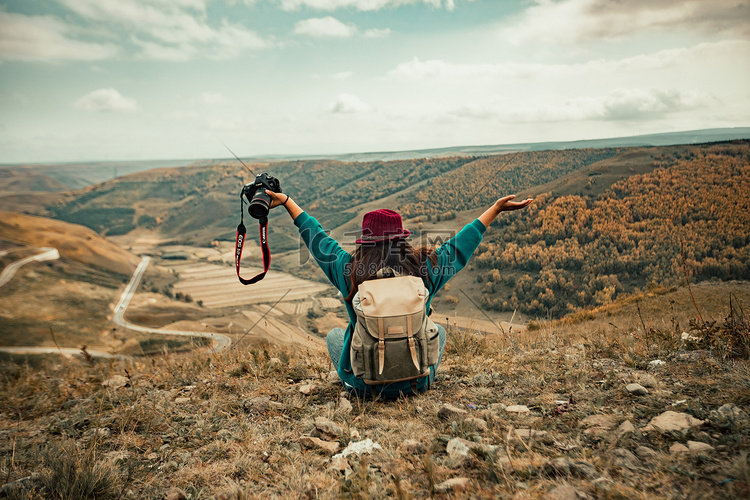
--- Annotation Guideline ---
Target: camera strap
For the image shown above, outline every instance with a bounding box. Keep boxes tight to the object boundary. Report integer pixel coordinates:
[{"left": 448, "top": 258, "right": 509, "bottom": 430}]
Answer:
[{"left": 235, "top": 213, "right": 270, "bottom": 285}]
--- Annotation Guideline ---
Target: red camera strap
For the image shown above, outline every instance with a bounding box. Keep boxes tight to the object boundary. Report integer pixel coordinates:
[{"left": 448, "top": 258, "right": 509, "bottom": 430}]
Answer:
[{"left": 235, "top": 219, "right": 271, "bottom": 285}]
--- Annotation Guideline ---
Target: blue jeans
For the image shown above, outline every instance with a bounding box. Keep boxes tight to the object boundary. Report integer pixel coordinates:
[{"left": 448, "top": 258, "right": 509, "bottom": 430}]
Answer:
[{"left": 326, "top": 323, "right": 447, "bottom": 387}]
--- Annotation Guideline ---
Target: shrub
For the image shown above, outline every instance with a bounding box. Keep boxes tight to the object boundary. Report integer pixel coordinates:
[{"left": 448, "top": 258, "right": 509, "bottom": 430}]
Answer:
[{"left": 41, "top": 442, "right": 120, "bottom": 500}]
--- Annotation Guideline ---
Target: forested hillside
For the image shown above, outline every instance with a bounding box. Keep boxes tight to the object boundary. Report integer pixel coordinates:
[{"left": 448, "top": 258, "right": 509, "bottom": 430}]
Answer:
[
  {"left": 395, "top": 148, "right": 621, "bottom": 219},
  {"left": 471, "top": 142, "right": 750, "bottom": 317},
  {"left": 273, "top": 156, "right": 475, "bottom": 228},
  {"left": 38, "top": 141, "right": 750, "bottom": 320}
]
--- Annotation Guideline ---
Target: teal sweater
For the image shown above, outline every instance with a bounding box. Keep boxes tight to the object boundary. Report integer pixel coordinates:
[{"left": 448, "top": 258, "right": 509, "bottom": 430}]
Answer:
[{"left": 294, "top": 212, "right": 487, "bottom": 397}]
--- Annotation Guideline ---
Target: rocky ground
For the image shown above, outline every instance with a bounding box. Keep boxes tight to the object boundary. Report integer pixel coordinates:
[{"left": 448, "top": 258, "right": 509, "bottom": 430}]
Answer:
[{"left": 1, "top": 316, "right": 749, "bottom": 499}]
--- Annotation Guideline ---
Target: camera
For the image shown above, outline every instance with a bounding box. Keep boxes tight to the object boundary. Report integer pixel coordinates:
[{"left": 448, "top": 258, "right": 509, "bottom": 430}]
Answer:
[{"left": 242, "top": 173, "right": 281, "bottom": 220}]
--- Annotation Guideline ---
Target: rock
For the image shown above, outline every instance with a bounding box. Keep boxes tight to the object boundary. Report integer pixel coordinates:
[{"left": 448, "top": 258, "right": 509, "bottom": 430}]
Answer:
[
  {"left": 648, "top": 359, "right": 665, "bottom": 368},
  {"left": 299, "top": 436, "right": 340, "bottom": 455},
  {"left": 102, "top": 375, "right": 129, "bottom": 389},
  {"left": 398, "top": 439, "right": 425, "bottom": 455},
  {"left": 710, "top": 403, "right": 749, "bottom": 425},
  {"left": 617, "top": 420, "right": 639, "bottom": 438},
  {"left": 163, "top": 488, "right": 187, "bottom": 500},
  {"left": 438, "top": 403, "right": 468, "bottom": 420},
  {"left": 489, "top": 403, "right": 507, "bottom": 413},
  {"left": 338, "top": 397, "right": 353, "bottom": 414},
  {"left": 544, "top": 458, "right": 599, "bottom": 479},
  {"left": 581, "top": 414, "right": 617, "bottom": 436},
  {"left": 636, "top": 373, "right": 658, "bottom": 388},
  {"left": 446, "top": 437, "right": 499, "bottom": 462},
  {"left": 329, "top": 456, "right": 352, "bottom": 475},
  {"left": 642, "top": 411, "right": 705, "bottom": 434},
  {"left": 635, "top": 446, "right": 658, "bottom": 459},
  {"left": 625, "top": 383, "right": 648, "bottom": 396},
  {"left": 506, "top": 405, "right": 530, "bottom": 415},
  {"left": 670, "top": 442, "right": 690, "bottom": 454},
  {"left": 315, "top": 417, "right": 344, "bottom": 440},
  {"left": 436, "top": 477, "right": 470, "bottom": 492},
  {"left": 546, "top": 484, "right": 595, "bottom": 500},
  {"left": 243, "top": 396, "right": 271, "bottom": 414},
  {"left": 298, "top": 383, "right": 319, "bottom": 395},
  {"left": 612, "top": 448, "right": 642, "bottom": 470},
  {"left": 465, "top": 417, "right": 488, "bottom": 432},
  {"left": 687, "top": 441, "right": 715, "bottom": 454},
  {"left": 327, "top": 370, "right": 340, "bottom": 382},
  {"left": 514, "top": 428, "right": 553, "bottom": 445},
  {"left": 333, "top": 438, "right": 382, "bottom": 459}
]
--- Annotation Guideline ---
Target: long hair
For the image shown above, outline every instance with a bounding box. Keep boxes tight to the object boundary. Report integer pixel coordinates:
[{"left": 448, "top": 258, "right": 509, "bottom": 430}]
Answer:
[{"left": 344, "top": 238, "right": 437, "bottom": 301}]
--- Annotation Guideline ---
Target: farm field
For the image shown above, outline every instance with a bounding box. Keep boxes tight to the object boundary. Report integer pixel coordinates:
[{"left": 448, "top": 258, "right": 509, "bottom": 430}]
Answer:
[{"left": 166, "top": 261, "right": 330, "bottom": 308}]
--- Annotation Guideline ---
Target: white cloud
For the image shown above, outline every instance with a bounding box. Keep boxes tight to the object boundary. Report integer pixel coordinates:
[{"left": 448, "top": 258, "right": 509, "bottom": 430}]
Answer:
[
  {"left": 333, "top": 71, "right": 354, "bottom": 79},
  {"left": 450, "top": 88, "right": 717, "bottom": 123},
  {"left": 53, "top": 0, "right": 268, "bottom": 60},
  {"left": 390, "top": 41, "right": 750, "bottom": 80},
  {"left": 280, "top": 0, "right": 457, "bottom": 12},
  {"left": 364, "top": 28, "right": 392, "bottom": 38},
  {"left": 294, "top": 16, "right": 357, "bottom": 37},
  {"left": 0, "top": 11, "right": 117, "bottom": 61},
  {"left": 73, "top": 88, "right": 140, "bottom": 112},
  {"left": 329, "top": 93, "right": 371, "bottom": 113},
  {"left": 502, "top": 0, "right": 750, "bottom": 45}
]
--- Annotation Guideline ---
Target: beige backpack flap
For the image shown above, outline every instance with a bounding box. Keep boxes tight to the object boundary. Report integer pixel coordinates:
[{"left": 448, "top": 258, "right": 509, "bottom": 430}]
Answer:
[{"left": 358, "top": 275, "right": 427, "bottom": 375}]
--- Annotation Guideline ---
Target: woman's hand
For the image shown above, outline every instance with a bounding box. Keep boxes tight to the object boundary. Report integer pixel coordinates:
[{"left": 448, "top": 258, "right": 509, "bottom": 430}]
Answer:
[
  {"left": 494, "top": 195, "right": 533, "bottom": 212},
  {"left": 266, "top": 190, "right": 304, "bottom": 220},
  {"left": 265, "top": 190, "right": 289, "bottom": 209},
  {"left": 478, "top": 194, "right": 533, "bottom": 228}
]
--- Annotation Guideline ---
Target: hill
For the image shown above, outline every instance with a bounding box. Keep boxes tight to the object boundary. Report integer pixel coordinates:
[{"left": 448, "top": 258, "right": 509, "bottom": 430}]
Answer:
[
  {"left": 0, "top": 281, "right": 748, "bottom": 499},
  {"left": 0, "top": 213, "right": 141, "bottom": 349},
  {"left": 8, "top": 139, "right": 746, "bottom": 324}
]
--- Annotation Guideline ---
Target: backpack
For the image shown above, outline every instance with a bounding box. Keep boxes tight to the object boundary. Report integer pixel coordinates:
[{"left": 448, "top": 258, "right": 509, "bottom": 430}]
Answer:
[{"left": 350, "top": 268, "right": 441, "bottom": 387}]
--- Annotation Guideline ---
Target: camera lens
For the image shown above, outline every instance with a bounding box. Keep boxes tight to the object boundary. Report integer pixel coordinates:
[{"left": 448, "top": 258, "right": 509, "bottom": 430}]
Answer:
[{"left": 248, "top": 190, "right": 271, "bottom": 219}]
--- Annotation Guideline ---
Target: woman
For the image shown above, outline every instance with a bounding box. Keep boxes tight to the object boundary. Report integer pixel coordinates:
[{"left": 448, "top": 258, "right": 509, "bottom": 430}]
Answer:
[{"left": 266, "top": 189, "right": 532, "bottom": 398}]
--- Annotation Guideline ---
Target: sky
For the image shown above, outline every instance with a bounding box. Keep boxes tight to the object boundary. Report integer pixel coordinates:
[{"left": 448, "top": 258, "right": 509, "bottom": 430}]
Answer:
[{"left": 0, "top": 0, "right": 748, "bottom": 163}]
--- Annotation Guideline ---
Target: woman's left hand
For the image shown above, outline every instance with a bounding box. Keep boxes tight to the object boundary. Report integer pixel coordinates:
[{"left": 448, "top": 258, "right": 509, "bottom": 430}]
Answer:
[
  {"left": 494, "top": 195, "right": 533, "bottom": 212},
  {"left": 266, "top": 190, "right": 289, "bottom": 209}
]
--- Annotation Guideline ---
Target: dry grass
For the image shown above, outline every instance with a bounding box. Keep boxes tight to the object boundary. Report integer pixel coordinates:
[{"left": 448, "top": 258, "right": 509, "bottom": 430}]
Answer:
[{"left": 1, "top": 284, "right": 749, "bottom": 499}]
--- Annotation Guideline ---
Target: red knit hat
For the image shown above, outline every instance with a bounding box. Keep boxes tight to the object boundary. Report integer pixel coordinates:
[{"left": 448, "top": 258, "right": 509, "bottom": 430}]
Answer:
[{"left": 355, "top": 209, "right": 411, "bottom": 244}]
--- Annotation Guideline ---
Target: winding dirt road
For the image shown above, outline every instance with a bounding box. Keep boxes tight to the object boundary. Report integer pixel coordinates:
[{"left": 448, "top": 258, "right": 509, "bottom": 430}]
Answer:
[
  {"left": 114, "top": 257, "right": 231, "bottom": 352},
  {"left": 0, "top": 247, "right": 59, "bottom": 287},
  {"left": 0, "top": 249, "right": 231, "bottom": 358}
]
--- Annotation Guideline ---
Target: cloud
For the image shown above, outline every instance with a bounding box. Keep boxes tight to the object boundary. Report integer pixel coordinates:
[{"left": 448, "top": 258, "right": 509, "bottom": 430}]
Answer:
[
  {"left": 390, "top": 41, "right": 750, "bottom": 80},
  {"left": 502, "top": 0, "right": 750, "bottom": 45},
  {"left": 0, "top": 10, "right": 117, "bottom": 61},
  {"left": 329, "top": 93, "right": 371, "bottom": 113},
  {"left": 294, "top": 16, "right": 357, "bottom": 37},
  {"left": 53, "top": 0, "right": 269, "bottom": 60},
  {"left": 450, "top": 88, "right": 716, "bottom": 123},
  {"left": 279, "top": 0, "right": 457, "bottom": 12},
  {"left": 364, "top": 28, "right": 392, "bottom": 38},
  {"left": 73, "top": 88, "right": 140, "bottom": 112}
]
